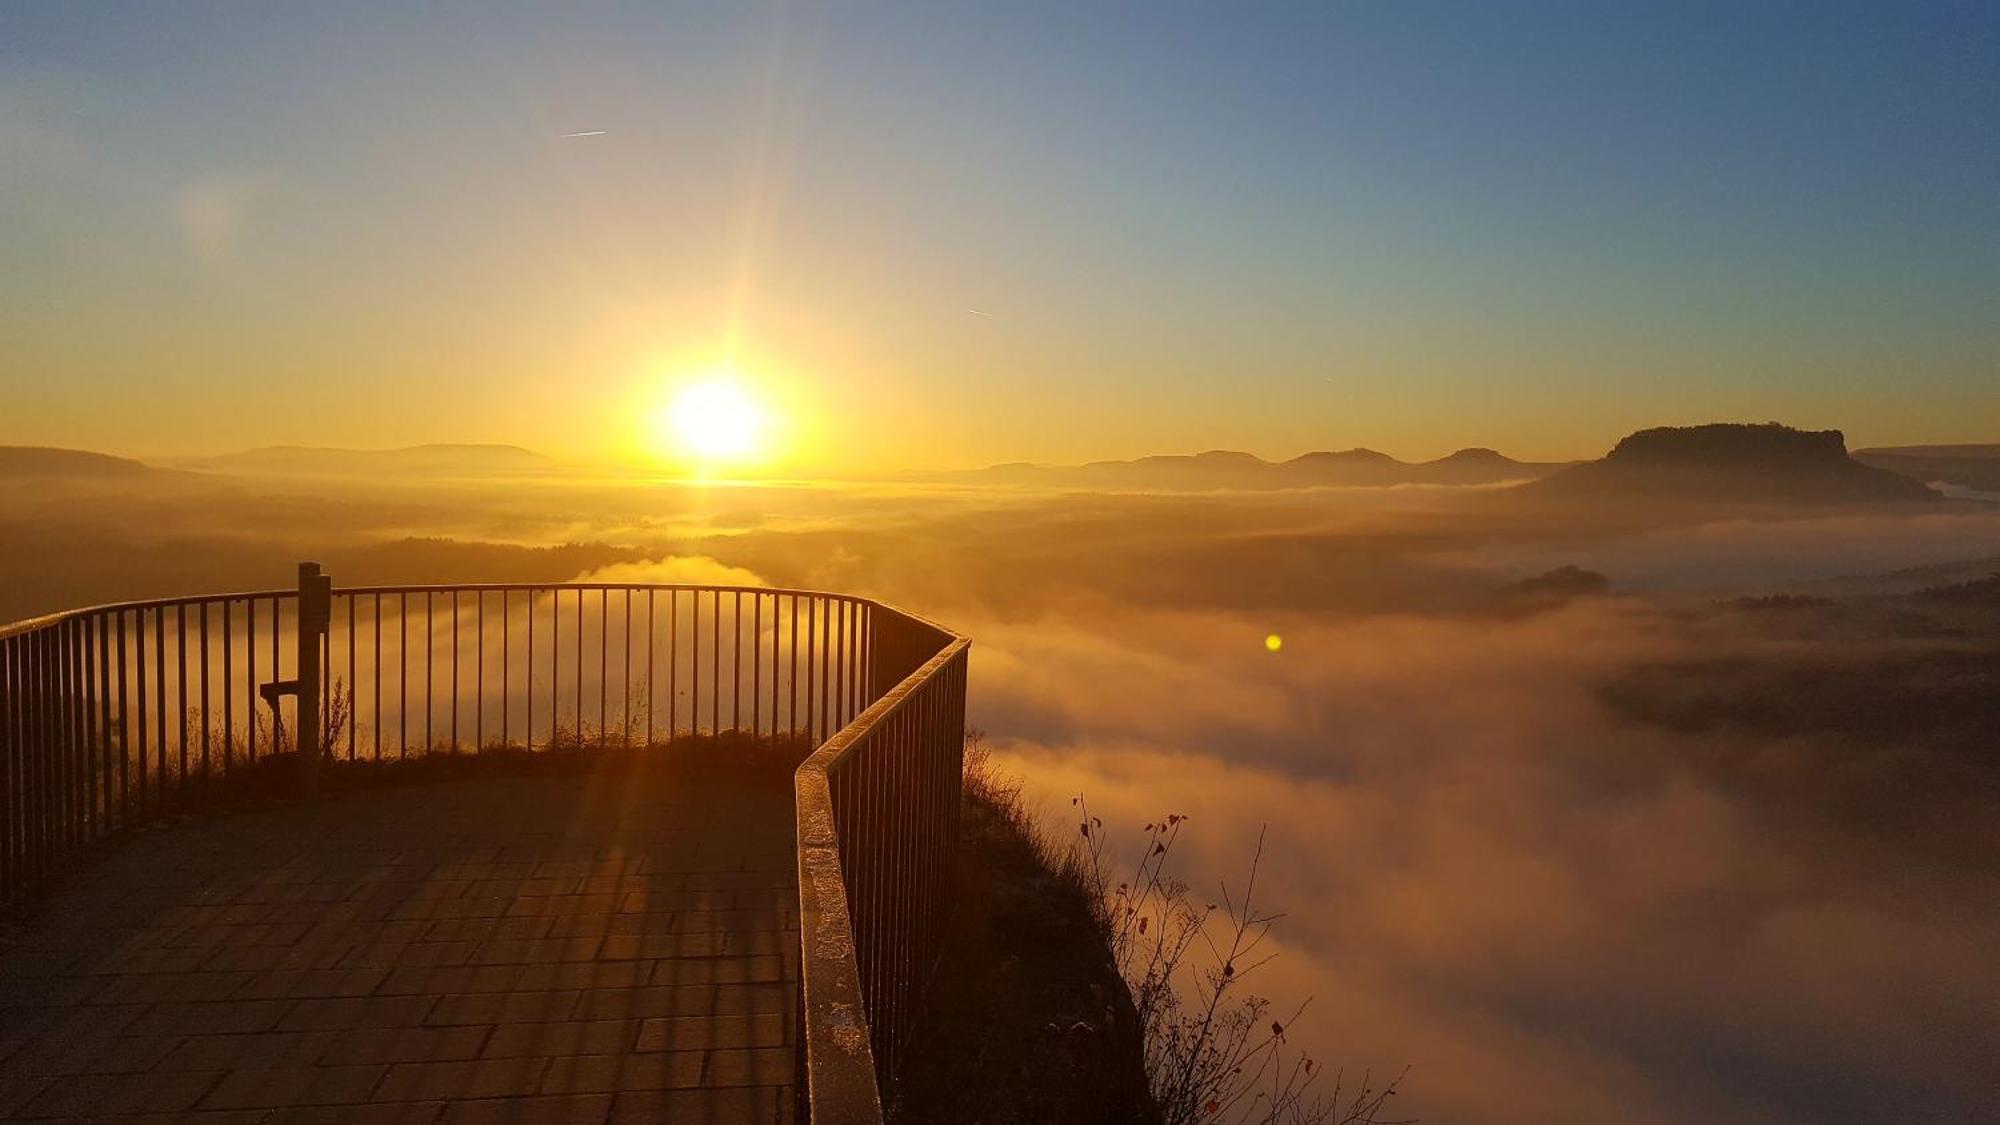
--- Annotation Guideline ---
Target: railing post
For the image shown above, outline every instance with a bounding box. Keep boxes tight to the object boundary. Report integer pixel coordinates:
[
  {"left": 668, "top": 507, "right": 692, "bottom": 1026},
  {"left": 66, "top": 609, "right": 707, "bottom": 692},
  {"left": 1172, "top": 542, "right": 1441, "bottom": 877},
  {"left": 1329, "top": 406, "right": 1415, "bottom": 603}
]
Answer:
[{"left": 296, "top": 563, "right": 332, "bottom": 795}]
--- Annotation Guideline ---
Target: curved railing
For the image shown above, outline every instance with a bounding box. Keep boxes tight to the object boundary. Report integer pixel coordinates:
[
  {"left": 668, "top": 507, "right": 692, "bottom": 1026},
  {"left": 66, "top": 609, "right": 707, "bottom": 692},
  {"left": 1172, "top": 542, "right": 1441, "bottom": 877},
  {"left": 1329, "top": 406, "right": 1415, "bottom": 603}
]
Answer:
[{"left": 0, "top": 568, "right": 967, "bottom": 1122}]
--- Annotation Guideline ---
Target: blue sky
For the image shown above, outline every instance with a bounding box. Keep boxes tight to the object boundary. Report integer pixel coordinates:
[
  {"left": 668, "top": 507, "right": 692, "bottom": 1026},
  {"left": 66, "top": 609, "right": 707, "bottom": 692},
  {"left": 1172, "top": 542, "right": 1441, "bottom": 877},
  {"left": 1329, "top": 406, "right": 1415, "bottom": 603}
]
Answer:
[{"left": 3, "top": 2, "right": 1995, "bottom": 465}]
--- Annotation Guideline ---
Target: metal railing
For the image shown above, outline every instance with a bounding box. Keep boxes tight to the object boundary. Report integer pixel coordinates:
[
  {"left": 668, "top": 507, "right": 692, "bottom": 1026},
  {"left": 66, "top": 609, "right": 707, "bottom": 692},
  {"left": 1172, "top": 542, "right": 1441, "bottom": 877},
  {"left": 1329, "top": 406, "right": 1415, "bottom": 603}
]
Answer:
[
  {"left": 795, "top": 614, "right": 968, "bottom": 1122},
  {"left": 0, "top": 587, "right": 310, "bottom": 894},
  {"left": 0, "top": 567, "right": 966, "bottom": 1121}
]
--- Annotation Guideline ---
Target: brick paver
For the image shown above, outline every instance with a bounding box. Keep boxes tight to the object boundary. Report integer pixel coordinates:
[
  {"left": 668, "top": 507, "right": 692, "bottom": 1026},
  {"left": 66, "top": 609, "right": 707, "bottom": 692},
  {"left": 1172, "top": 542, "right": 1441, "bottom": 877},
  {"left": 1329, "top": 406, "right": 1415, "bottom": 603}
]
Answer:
[{"left": 0, "top": 767, "right": 798, "bottom": 1122}]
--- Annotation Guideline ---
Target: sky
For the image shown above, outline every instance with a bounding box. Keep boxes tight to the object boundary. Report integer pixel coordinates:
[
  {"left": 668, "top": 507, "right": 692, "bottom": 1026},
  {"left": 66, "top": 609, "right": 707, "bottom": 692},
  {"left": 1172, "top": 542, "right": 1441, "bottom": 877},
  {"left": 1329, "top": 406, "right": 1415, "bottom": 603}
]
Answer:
[{"left": 3, "top": 1, "right": 1996, "bottom": 471}]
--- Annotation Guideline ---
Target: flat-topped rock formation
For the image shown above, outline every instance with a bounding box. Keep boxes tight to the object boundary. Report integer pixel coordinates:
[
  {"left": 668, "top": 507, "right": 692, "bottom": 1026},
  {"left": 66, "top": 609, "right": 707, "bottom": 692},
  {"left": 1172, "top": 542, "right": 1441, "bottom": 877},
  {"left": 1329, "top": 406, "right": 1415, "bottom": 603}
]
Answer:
[{"left": 1525, "top": 423, "right": 1939, "bottom": 504}]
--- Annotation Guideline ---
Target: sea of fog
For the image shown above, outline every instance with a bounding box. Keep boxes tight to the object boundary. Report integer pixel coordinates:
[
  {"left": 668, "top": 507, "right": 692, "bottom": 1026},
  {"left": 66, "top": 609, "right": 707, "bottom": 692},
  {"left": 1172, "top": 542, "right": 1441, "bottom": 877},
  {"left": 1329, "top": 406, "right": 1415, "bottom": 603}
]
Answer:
[{"left": 4, "top": 470, "right": 1997, "bottom": 1122}]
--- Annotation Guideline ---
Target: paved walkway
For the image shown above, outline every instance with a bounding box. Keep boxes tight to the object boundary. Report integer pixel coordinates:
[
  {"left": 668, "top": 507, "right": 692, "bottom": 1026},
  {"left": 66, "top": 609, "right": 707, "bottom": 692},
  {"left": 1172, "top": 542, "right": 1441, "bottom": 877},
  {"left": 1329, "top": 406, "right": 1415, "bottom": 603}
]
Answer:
[{"left": 0, "top": 765, "right": 798, "bottom": 1123}]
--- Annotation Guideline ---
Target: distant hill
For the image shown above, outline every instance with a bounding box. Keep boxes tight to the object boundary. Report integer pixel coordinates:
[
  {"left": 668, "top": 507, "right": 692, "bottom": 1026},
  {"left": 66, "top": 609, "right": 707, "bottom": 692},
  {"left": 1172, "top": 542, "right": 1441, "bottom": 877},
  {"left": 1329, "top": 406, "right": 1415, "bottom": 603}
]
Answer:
[
  {"left": 1528, "top": 423, "right": 1939, "bottom": 504},
  {"left": 920, "top": 447, "right": 1566, "bottom": 491},
  {"left": 0, "top": 447, "right": 155, "bottom": 478},
  {"left": 1853, "top": 444, "right": 2000, "bottom": 493},
  {"left": 194, "top": 444, "right": 556, "bottom": 478}
]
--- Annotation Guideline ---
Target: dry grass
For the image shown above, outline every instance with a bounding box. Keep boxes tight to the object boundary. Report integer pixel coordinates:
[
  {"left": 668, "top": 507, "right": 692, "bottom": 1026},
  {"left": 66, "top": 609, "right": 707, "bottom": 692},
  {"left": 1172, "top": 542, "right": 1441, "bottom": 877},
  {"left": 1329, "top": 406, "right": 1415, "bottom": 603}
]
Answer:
[
  {"left": 896, "top": 731, "right": 1155, "bottom": 1122},
  {"left": 966, "top": 730, "right": 1412, "bottom": 1125}
]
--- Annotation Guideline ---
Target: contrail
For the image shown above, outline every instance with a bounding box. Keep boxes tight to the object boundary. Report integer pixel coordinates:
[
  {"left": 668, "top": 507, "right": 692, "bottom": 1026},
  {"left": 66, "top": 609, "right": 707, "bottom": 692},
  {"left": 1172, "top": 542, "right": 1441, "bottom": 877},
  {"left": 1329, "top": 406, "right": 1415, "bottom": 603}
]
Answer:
[
  {"left": 966, "top": 308, "right": 994, "bottom": 318},
  {"left": 562, "top": 130, "right": 608, "bottom": 138}
]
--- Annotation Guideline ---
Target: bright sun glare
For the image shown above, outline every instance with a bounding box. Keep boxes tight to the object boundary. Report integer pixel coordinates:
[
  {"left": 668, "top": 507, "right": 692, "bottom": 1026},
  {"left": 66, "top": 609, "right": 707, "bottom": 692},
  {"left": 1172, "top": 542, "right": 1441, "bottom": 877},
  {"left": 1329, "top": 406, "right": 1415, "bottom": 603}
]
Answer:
[{"left": 661, "top": 379, "right": 766, "bottom": 466}]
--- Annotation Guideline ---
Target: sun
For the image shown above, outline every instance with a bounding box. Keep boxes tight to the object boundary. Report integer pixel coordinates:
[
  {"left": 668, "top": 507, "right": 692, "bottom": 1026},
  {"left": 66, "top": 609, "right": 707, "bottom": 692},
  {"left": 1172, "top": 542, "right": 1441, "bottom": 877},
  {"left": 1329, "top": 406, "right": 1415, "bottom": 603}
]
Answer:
[{"left": 659, "top": 378, "right": 767, "bottom": 466}]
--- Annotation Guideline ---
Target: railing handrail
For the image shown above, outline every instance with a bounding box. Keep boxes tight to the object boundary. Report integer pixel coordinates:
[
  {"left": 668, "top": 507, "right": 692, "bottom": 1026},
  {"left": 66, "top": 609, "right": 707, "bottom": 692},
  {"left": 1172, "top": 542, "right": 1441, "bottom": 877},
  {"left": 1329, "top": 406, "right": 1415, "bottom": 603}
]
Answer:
[
  {"left": 0, "top": 582, "right": 918, "bottom": 644},
  {"left": 0, "top": 589, "right": 299, "bottom": 642},
  {"left": 812, "top": 638, "right": 971, "bottom": 767}
]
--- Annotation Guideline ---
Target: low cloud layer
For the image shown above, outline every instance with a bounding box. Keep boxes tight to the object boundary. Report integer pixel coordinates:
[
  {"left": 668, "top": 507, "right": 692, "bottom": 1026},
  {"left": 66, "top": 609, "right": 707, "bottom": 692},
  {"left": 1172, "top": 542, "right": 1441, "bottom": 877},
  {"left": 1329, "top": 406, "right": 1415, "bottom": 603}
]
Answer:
[{"left": 967, "top": 599, "right": 1999, "bottom": 1124}]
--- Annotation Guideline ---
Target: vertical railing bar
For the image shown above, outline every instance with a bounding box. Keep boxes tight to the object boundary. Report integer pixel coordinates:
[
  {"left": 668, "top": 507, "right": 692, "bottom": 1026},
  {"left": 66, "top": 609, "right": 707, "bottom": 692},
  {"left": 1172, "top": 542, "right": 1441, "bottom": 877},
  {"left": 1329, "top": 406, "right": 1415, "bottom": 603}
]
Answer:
[
  {"left": 690, "top": 591, "right": 701, "bottom": 737},
  {"left": 48, "top": 620, "right": 62, "bottom": 848},
  {"left": 9, "top": 636, "right": 21, "bottom": 890},
  {"left": 822, "top": 598, "right": 834, "bottom": 744},
  {"left": 399, "top": 591, "right": 409, "bottom": 758},
  {"left": 874, "top": 720, "right": 890, "bottom": 1051},
  {"left": 371, "top": 594, "right": 381, "bottom": 762},
  {"left": 57, "top": 623, "right": 72, "bottom": 852},
  {"left": 76, "top": 613, "right": 95, "bottom": 829},
  {"left": 175, "top": 604, "right": 187, "bottom": 803},
  {"left": 82, "top": 616, "right": 95, "bottom": 839},
  {"left": 135, "top": 607, "right": 149, "bottom": 813},
  {"left": 27, "top": 631, "right": 39, "bottom": 881},
  {"left": 804, "top": 597, "right": 815, "bottom": 746},
  {"left": 0, "top": 638, "right": 12, "bottom": 896},
  {"left": 218, "top": 603, "right": 229, "bottom": 777},
  {"left": 710, "top": 591, "right": 720, "bottom": 738},
  {"left": 85, "top": 616, "right": 95, "bottom": 834},
  {"left": 15, "top": 634, "right": 27, "bottom": 888},
  {"left": 15, "top": 634, "right": 26, "bottom": 889},
  {"left": 42, "top": 626, "right": 56, "bottom": 876},
  {"left": 27, "top": 631, "right": 41, "bottom": 877},
  {"left": 195, "top": 604, "right": 208, "bottom": 785},
  {"left": 321, "top": 601, "right": 331, "bottom": 763},
  {"left": 574, "top": 590, "right": 583, "bottom": 745},
  {"left": 476, "top": 590, "right": 485, "bottom": 753},
  {"left": 892, "top": 680, "right": 903, "bottom": 1050},
  {"left": 28, "top": 629, "right": 40, "bottom": 875},
  {"left": 269, "top": 596, "right": 280, "bottom": 754},
  {"left": 770, "top": 593, "right": 780, "bottom": 739},
  {"left": 426, "top": 592, "right": 435, "bottom": 754},
  {"left": 81, "top": 618, "right": 96, "bottom": 839},
  {"left": 526, "top": 589, "right": 537, "bottom": 750},
  {"left": 37, "top": 626, "right": 49, "bottom": 873},
  {"left": 788, "top": 595, "right": 798, "bottom": 740},
  {"left": 622, "top": 589, "right": 632, "bottom": 746},
  {"left": 731, "top": 591, "right": 742, "bottom": 735},
  {"left": 245, "top": 597, "right": 255, "bottom": 763},
  {"left": 502, "top": 590, "right": 511, "bottom": 749},
  {"left": 753, "top": 593, "right": 762, "bottom": 736},
  {"left": 117, "top": 610, "right": 131, "bottom": 821},
  {"left": 818, "top": 596, "right": 831, "bottom": 744},
  {"left": 32, "top": 629, "right": 45, "bottom": 875},
  {"left": 452, "top": 591, "right": 461, "bottom": 752},
  {"left": 7, "top": 634, "right": 21, "bottom": 887},
  {"left": 57, "top": 620, "right": 71, "bottom": 848},
  {"left": 96, "top": 616, "right": 112, "bottom": 830},
  {"left": 25, "top": 620, "right": 36, "bottom": 876},
  {"left": 598, "top": 588, "right": 608, "bottom": 746},
  {"left": 675, "top": 591, "right": 685, "bottom": 739},
  {"left": 553, "top": 589, "right": 567, "bottom": 743},
  {"left": 51, "top": 624, "right": 64, "bottom": 853},
  {"left": 645, "top": 590, "right": 655, "bottom": 747},
  {"left": 345, "top": 595, "right": 356, "bottom": 761}
]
